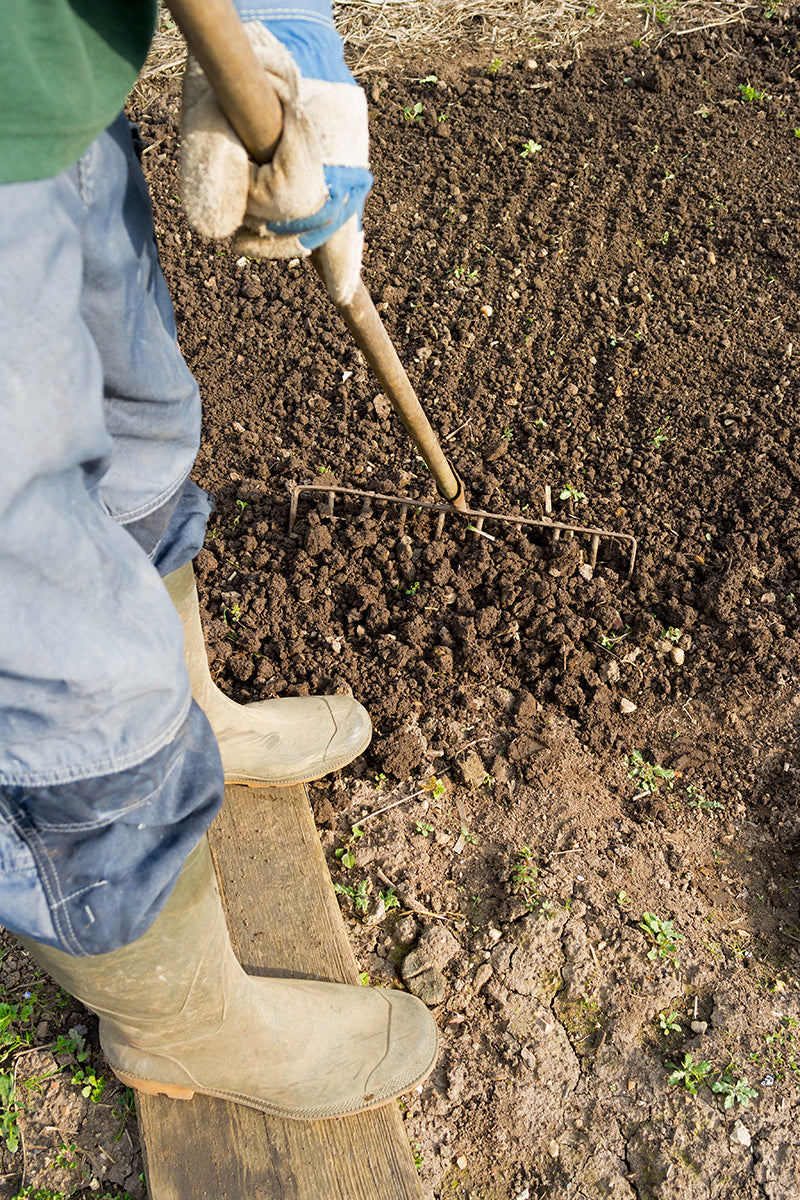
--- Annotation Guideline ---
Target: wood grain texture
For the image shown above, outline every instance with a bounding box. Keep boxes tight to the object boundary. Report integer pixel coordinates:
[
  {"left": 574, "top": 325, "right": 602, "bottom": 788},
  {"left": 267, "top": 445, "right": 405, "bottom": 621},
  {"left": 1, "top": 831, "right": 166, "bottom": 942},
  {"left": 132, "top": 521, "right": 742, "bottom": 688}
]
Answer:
[{"left": 137, "top": 783, "right": 424, "bottom": 1200}]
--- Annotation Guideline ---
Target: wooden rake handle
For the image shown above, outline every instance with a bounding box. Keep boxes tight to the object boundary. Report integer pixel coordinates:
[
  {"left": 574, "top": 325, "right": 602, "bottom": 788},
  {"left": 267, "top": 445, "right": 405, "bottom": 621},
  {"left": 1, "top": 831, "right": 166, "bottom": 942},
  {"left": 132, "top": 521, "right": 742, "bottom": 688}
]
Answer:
[{"left": 167, "top": 0, "right": 466, "bottom": 509}]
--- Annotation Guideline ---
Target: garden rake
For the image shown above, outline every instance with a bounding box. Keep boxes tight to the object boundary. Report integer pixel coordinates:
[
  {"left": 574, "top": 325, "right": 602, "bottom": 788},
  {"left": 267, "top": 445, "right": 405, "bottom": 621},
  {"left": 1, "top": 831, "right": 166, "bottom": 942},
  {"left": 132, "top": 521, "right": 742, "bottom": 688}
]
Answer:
[{"left": 169, "top": 0, "right": 637, "bottom": 577}]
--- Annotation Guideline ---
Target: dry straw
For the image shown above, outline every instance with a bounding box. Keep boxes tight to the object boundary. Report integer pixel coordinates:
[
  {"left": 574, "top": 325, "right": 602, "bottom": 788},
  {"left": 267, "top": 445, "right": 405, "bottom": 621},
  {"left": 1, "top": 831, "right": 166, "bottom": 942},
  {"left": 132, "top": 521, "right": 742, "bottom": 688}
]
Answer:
[{"left": 140, "top": 0, "right": 755, "bottom": 86}]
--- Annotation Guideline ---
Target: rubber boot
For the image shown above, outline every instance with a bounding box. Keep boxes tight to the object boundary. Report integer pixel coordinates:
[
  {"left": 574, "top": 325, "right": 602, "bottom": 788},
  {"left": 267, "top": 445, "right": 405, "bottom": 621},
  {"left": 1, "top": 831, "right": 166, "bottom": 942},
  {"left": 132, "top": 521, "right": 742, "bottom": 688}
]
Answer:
[
  {"left": 163, "top": 562, "right": 371, "bottom": 785},
  {"left": 18, "top": 837, "right": 438, "bottom": 1120}
]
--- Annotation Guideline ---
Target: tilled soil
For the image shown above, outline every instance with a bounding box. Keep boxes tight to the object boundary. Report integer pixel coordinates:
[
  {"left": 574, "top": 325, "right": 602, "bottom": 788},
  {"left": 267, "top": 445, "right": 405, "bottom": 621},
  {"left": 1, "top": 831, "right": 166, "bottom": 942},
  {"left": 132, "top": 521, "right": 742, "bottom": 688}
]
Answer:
[{"left": 3, "top": 8, "right": 800, "bottom": 1199}]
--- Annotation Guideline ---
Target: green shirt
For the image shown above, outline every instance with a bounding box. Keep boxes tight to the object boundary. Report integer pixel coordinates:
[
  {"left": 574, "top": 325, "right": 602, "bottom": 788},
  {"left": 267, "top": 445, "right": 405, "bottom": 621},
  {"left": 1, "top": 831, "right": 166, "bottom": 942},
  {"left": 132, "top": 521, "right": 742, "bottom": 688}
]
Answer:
[{"left": 1, "top": 1, "right": 158, "bottom": 183}]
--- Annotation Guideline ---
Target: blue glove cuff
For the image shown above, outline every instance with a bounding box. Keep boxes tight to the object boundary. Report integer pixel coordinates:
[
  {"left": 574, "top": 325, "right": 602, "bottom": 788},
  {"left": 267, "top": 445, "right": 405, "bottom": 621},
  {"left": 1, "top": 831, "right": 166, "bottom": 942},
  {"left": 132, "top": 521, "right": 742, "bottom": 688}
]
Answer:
[
  {"left": 233, "top": 6, "right": 353, "bottom": 84},
  {"left": 234, "top": 0, "right": 335, "bottom": 27}
]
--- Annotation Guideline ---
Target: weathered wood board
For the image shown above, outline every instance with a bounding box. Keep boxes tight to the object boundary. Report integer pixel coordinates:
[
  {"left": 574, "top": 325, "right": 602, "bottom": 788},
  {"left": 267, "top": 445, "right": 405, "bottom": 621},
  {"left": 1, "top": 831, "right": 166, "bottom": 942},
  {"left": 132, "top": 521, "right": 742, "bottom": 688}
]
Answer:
[{"left": 137, "top": 783, "right": 425, "bottom": 1200}]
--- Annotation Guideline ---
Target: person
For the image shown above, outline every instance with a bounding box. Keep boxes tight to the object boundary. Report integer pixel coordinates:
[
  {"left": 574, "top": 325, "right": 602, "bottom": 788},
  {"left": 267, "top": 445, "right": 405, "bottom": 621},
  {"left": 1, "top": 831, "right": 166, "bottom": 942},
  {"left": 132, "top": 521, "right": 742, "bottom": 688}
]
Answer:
[{"left": 0, "top": 0, "right": 437, "bottom": 1119}]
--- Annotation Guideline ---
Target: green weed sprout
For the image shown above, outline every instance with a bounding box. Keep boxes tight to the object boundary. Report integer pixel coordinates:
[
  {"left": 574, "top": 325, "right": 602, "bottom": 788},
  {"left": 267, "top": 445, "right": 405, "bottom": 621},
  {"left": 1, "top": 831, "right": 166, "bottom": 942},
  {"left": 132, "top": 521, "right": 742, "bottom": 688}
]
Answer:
[
  {"left": 658, "top": 1010, "right": 682, "bottom": 1036},
  {"left": 559, "top": 484, "right": 587, "bottom": 503},
  {"left": 333, "top": 879, "right": 370, "bottom": 915},
  {"left": 0, "top": 1072, "right": 20, "bottom": 1153},
  {"left": 403, "top": 101, "right": 424, "bottom": 121},
  {"left": 627, "top": 749, "right": 675, "bottom": 794},
  {"left": 666, "top": 1053, "right": 712, "bottom": 1094},
  {"left": 640, "top": 912, "right": 683, "bottom": 965},
  {"left": 711, "top": 1071, "right": 759, "bottom": 1109},
  {"left": 520, "top": 139, "right": 543, "bottom": 158},
  {"left": 334, "top": 825, "right": 364, "bottom": 870}
]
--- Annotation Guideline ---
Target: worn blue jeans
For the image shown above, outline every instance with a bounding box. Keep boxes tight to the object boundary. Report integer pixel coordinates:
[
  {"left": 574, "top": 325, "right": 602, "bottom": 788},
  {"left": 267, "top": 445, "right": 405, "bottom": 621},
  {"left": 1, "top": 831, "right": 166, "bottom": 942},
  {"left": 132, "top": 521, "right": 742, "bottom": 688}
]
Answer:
[{"left": 0, "top": 115, "right": 224, "bottom": 956}]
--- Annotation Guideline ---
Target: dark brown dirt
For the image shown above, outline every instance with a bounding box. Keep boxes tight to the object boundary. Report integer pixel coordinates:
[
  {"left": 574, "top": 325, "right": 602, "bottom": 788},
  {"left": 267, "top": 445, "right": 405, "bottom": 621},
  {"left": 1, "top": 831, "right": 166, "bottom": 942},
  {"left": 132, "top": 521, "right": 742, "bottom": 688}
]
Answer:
[{"left": 3, "top": 8, "right": 800, "bottom": 1199}]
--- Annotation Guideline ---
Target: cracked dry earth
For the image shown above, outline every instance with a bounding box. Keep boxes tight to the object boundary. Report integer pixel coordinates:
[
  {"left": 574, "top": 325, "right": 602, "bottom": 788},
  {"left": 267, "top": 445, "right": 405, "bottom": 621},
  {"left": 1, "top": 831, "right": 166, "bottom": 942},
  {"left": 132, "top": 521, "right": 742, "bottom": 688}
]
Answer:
[{"left": 3, "top": 7, "right": 800, "bottom": 1199}]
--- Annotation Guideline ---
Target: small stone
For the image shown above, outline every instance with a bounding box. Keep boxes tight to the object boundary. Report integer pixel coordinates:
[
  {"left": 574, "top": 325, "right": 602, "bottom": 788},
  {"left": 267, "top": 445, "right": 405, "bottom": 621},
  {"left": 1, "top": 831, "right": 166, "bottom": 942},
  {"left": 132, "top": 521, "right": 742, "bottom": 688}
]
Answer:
[
  {"left": 457, "top": 1156, "right": 468, "bottom": 1170},
  {"left": 578, "top": 563, "right": 593, "bottom": 581},
  {"left": 548, "top": 1140, "right": 560, "bottom": 1159},
  {"left": 761, "top": 592, "right": 776, "bottom": 604},
  {"left": 670, "top": 646, "right": 685, "bottom": 666},
  {"left": 730, "top": 1120, "right": 751, "bottom": 1148},
  {"left": 708, "top": 251, "right": 717, "bottom": 264},
  {"left": 488, "top": 927, "right": 502, "bottom": 941},
  {"left": 601, "top": 660, "right": 621, "bottom": 683},
  {"left": 403, "top": 964, "right": 446, "bottom": 1006},
  {"left": 690, "top": 1020, "right": 708, "bottom": 1034},
  {"left": 620, "top": 698, "right": 637, "bottom": 714},
  {"left": 520, "top": 1045, "right": 536, "bottom": 1069},
  {"left": 480, "top": 304, "right": 493, "bottom": 317},
  {"left": 473, "top": 963, "right": 493, "bottom": 993}
]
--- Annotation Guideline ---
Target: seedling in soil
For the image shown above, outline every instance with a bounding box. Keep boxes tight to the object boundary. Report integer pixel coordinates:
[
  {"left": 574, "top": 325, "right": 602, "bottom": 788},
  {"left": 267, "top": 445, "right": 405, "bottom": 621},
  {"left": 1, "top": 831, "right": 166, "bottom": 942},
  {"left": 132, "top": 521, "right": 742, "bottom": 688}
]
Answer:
[
  {"left": 652, "top": 428, "right": 669, "bottom": 449},
  {"left": 627, "top": 749, "right": 675, "bottom": 794},
  {"left": 520, "top": 139, "right": 543, "bottom": 157},
  {"left": 424, "top": 775, "right": 447, "bottom": 801},
  {"left": 660, "top": 625, "right": 682, "bottom": 643},
  {"left": 739, "top": 83, "right": 772, "bottom": 102},
  {"left": 711, "top": 1069, "right": 759, "bottom": 1109},
  {"left": 111, "top": 1087, "right": 137, "bottom": 1141},
  {"left": 222, "top": 602, "right": 241, "bottom": 629},
  {"left": 55, "top": 1027, "right": 90, "bottom": 1063},
  {"left": 411, "top": 1139, "right": 424, "bottom": 1170},
  {"left": 749, "top": 1017, "right": 800, "bottom": 1081},
  {"left": 232, "top": 499, "right": 248, "bottom": 527},
  {"left": 559, "top": 484, "right": 587, "bottom": 503},
  {"left": 511, "top": 847, "right": 540, "bottom": 911},
  {"left": 666, "top": 1053, "right": 712, "bottom": 1095},
  {"left": 0, "top": 993, "right": 37, "bottom": 1057},
  {"left": 599, "top": 629, "right": 629, "bottom": 651},
  {"left": 403, "top": 101, "right": 424, "bottom": 121},
  {"left": 414, "top": 821, "right": 435, "bottom": 838},
  {"left": 55, "top": 1140, "right": 79, "bottom": 1170},
  {"left": 453, "top": 265, "right": 479, "bottom": 281},
  {"left": 658, "top": 1010, "right": 683, "bottom": 1036},
  {"left": 486, "top": 57, "right": 503, "bottom": 75},
  {"left": 334, "top": 825, "right": 364, "bottom": 870},
  {"left": 0, "top": 1071, "right": 20, "bottom": 1153},
  {"left": 686, "top": 784, "right": 724, "bottom": 812},
  {"left": 374, "top": 772, "right": 388, "bottom": 789},
  {"left": 333, "top": 878, "right": 370, "bottom": 915},
  {"left": 640, "top": 912, "right": 683, "bottom": 965},
  {"left": 381, "top": 887, "right": 400, "bottom": 911},
  {"left": 71, "top": 1065, "right": 106, "bottom": 1102},
  {"left": 405, "top": 582, "right": 420, "bottom": 596}
]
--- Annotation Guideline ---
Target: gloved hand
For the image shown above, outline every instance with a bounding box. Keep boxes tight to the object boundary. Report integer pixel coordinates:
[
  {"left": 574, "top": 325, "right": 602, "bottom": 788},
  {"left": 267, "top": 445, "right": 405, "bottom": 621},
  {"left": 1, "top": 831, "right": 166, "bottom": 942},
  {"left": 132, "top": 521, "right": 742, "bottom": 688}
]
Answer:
[{"left": 181, "top": 1, "right": 372, "bottom": 304}]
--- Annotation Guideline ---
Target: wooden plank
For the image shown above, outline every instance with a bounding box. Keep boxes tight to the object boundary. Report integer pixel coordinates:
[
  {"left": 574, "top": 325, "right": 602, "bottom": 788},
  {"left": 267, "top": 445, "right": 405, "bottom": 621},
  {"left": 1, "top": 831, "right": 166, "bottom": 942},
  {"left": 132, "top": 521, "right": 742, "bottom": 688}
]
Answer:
[{"left": 137, "top": 783, "right": 425, "bottom": 1200}]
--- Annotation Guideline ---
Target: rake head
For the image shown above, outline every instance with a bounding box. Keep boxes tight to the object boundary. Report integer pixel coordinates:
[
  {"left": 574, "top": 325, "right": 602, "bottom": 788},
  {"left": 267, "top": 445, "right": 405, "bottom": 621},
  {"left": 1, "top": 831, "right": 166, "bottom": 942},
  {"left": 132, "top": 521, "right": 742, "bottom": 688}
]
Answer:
[{"left": 288, "top": 482, "right": 638, "bottom": 579}]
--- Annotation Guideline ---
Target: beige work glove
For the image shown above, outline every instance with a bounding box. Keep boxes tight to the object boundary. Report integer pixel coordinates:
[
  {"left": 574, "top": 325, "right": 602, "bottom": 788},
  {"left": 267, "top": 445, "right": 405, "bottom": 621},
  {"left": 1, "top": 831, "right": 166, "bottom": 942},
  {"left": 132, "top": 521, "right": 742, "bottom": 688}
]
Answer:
[{"left": 180, "top": 21, "right": 372, "bottom": 305}]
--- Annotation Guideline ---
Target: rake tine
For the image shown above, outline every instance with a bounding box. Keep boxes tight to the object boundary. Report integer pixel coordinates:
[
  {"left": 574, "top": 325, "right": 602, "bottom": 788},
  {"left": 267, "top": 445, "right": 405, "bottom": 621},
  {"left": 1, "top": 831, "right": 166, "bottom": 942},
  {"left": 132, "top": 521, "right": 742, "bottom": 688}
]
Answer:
[
  {"left": 288, "top": 489, "right": 299, "bottom": 530},
  {"left": 398, "top": 505, "right": 407, "bottom": 536},
  {"left": 326, "top": 490, "right": 336, "bottom": 518},
  {"left": 589, "top": 534, "right": 600, "bottom": 568},
  {"left": 435, "top": 511, "right": 446, "bottom": 539}
]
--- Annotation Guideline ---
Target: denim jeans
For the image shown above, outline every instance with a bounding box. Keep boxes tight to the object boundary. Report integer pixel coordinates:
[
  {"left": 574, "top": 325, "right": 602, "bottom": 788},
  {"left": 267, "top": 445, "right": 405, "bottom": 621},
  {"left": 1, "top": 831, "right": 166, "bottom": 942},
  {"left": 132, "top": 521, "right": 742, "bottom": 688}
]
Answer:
[{"left": 0, "top": 115, "right": 224, "bottom": 955}]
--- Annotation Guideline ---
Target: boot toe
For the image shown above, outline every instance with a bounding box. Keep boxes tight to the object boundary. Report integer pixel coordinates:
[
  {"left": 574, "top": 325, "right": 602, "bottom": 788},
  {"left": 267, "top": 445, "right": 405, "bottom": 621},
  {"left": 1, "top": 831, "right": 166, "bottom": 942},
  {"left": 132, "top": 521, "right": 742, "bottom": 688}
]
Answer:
[{"left": 219, "top": 695, "right": 372, "bottom": 786}]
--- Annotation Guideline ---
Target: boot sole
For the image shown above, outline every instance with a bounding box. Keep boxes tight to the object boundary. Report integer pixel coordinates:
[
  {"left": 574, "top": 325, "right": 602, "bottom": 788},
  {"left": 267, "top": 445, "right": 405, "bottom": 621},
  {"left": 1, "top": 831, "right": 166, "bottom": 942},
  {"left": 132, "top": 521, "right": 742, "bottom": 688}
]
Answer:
[
  {"left": 222, "top": 734, "right": 373, "bottom": 789},
  {"left": 110, "top": 1034, "right": 438, "bottom": 1120}
]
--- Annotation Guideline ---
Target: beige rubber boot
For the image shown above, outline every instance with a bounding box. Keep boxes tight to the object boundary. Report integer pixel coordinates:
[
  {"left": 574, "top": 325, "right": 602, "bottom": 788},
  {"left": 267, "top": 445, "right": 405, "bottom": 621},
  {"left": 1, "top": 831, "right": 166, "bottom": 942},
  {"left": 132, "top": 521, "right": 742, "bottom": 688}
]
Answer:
[
  {"left": 19, "top": 837, "right": 438, "bottom": 1120},
  {"left": 163, "top": 562, "right": 371, "bottom": 785}
]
